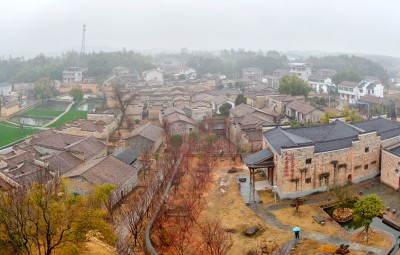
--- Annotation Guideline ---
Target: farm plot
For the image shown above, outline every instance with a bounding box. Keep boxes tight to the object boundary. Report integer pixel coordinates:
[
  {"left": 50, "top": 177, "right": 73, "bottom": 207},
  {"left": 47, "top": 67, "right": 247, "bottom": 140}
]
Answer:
[{"left": 0, "top": 122, "right": 38, "bottom": 148}]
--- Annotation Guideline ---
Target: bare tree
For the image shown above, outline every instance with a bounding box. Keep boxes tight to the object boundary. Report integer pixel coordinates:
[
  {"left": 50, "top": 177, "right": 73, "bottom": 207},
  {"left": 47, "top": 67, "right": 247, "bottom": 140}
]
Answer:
[
  {"left": 121, "top": 197, "right": 146, "bottom": 247},
  {"left": 198, "top": 218, "right": 233, "bottom": 255},
  {"left": 112, "top": 86, "right": 135, "bottom": 128},
  {"left": 0, "top": 94, "right": 5, "bottom": 116}
]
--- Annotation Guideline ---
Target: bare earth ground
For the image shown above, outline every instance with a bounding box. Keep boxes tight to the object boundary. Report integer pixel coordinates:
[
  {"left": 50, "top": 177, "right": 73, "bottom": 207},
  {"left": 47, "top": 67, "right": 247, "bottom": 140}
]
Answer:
[
  {"left": 83, "top": 233, "right": 117, "bottom": 255},
  {"left": 198, "top": 160, "right": 292, "bottom": 254},
  {"left": 292, "top": 238, "right": 365, "bottom": 255},
  {"left": 349, "top": 228, "right": 394, "bottom": 249},
  {"left": 271, "top": 200, "right": 394, "bottom": 251},
  {"left": 271, "top": 204, "right": 348, "bottom": 237}
]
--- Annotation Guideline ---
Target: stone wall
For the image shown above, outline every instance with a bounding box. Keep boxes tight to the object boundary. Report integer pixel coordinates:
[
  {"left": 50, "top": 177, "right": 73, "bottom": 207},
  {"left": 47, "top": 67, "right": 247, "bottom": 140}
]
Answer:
[
  {"left": 381, "top": 150, "right": 400, "bottom": 190},
  {"left": 271, "top": 132, "right": 381, "bottom": 199}
]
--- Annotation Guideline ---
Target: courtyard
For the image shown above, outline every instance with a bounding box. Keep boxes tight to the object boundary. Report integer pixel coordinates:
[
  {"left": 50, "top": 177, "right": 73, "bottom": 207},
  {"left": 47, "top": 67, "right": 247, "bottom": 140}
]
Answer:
[{"left": 238, "top": 173, "right": 400, "bottom": 254}]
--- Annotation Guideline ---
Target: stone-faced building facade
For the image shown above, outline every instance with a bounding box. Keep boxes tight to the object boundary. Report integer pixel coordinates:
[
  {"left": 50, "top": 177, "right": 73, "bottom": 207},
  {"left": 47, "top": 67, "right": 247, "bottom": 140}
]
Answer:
[
  {"left": 381, "top": 144, "right": 400, "bottom": 190},
  {"left": 247, "top": 118, "right": 400, "bottom": 199}
]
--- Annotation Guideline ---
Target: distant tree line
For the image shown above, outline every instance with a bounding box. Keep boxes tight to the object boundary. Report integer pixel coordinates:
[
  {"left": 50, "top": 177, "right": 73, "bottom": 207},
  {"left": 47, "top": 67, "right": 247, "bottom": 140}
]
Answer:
[
  {"left": 185, "top": 50, "right": 387, "bottom": 84},
  {"left": 186, "top": 49, "right": 289, "bottom": 77},
  {"left": 308, "top": 55, "right": 388, "bottom": 84},
  {"left": 0, "top": 50, "right": 154, "bottom": 83}
]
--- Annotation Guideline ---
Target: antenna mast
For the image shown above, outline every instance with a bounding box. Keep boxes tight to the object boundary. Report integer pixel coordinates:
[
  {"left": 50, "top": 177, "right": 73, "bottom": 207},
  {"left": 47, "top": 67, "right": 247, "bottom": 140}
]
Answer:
[{"left": 80, "top": 24, "right": 86, "bottom": 55}]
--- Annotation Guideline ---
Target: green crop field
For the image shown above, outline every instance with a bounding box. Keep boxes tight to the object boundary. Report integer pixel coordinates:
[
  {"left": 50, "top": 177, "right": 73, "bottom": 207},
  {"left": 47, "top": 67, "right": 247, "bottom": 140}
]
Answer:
[
  {"left": 47, "top": 103, "right": 87, "bottom": 127},
  {"left": 0, "top": 122, "right": 39, "bottom": 148},
  {"left": 21, "top": 109, "right": 64, "bottom": 118}
]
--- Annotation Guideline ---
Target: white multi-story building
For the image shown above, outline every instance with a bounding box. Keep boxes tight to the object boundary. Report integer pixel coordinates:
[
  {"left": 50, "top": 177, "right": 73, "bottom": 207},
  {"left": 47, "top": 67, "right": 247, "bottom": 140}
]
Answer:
[
  {"left": 289, "top": 63, "right": 312, "bottom": 81},
  {"left": 337, "top": 81, "right": 360, "bottom": 104},
  {"left": 357, "top": 80, "right": 384, "bottom": 99},
  {"left": 338, "top": 79, "right": 384, "bottom": 104},
  {"left": 63, "top": 67, "right": 83, "bottom": 83}
]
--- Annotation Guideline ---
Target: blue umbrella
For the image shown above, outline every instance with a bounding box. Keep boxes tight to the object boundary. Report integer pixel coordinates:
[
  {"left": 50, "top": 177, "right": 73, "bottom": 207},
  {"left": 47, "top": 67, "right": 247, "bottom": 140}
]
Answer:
[{"left": 293, "top": 227, "right": 301, "bottom": 232}]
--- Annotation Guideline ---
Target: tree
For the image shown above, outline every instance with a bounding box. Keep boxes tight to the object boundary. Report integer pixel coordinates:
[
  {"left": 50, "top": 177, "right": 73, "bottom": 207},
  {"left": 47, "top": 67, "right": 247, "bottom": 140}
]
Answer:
[
  {"left": 353, "top": 194, "right": 384, "bottom": 243},
  {"left": 320, "top": 108, "right": 339, "bottom": 123},
  {"left": 112, "top": 86, "right": 135, "bottom": 128},
  {"left": 198, "top": 219, "right": 233, "bottom": 255},
  {"left": 341, "top": 105, "right": 361, "bottom": 122},
  {"left": 219, "top": 102, "right": 232, "bottom": 115},
  {"left": 0, "top": 180, "right": 116, "bottom": 255},
  {"left": 33, "top": 77, "right": 53, "bottom": 103},
  {"left": 333, "top": 186, "right": 354, "bottom": 216},
  {"left": 235, "top": 94, "right": 247, "bottom": 106},
  {"left": 170, "top": 134, "right": 183, "bottom": 148},
  {"left": 332, "top": 71, "right": 361, "bottom": 85},
  {"left": 216, "top": 83, "right": 224, "bottom": 90},
  {"left": 234, "top": 82, "right": 245, "bottom": 93},
  {"left": 278, "top": 75, "right": 312, "bottom": 98},
  {"left": 178, "top": 74, "right": 186, "bottom": 80},
  {"left": 69, "top": 87, "right": 84, "bottom": 103},
  {"left": 206, "top": 132, "right": 218, "bottom": 146}
]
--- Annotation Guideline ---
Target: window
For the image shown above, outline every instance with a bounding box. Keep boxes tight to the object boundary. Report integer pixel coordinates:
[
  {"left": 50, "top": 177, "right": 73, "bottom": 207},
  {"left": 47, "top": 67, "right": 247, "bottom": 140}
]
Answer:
[
  {"left": 305, "top": 178, "right": 311, "bottom": 183},
  {"left": 371, "top": 161, "right": 377, "bottom": 165},
  {"left": 365, "top": 147, "right": 369, "bottom": 153},
  {"left": 306, "top": 158, "right": 312, "bottom": 164},
  {"left": 364, "top": 164, "right": 368, "bottom": 170},
  {"left": 349, "top": 88, "right": 353, "bottom": 92},
  {"left": 355, "top": 165, "right": 361, "bottom": 170}
]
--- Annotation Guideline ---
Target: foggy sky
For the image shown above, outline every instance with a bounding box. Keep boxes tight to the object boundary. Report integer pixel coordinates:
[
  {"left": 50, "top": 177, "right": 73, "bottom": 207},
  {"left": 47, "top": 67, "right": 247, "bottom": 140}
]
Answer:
[{"left": 1, "top": 0, "right": 399, "bottom": 58}]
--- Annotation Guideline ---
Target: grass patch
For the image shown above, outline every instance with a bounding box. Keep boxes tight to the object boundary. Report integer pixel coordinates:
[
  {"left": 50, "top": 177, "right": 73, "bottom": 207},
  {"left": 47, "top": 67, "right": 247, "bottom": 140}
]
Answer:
[
  {"left": 0, "top": 122, "right": 38, "bottom": 148},
  {"left": 47, "top": 103, "right": 87, "bottom": 127},
  {"left": 21, "top": 109, "right": 64, "bottom": 118}
]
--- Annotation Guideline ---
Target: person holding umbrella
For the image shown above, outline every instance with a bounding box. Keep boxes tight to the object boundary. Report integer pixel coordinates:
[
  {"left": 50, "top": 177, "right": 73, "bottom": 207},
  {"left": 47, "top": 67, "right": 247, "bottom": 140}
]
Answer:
[{"left": 293, "top": 226, "right": 301, "bottom": 239}]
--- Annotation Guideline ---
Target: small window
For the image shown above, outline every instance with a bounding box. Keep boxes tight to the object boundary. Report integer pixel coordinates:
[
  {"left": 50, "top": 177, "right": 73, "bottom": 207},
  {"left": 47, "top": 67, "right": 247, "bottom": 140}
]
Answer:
[
  {"left": 354, "top": 165, "right": 361, "bottom": 170},
  {"left": 306, "top": 158, "right": 312, "bottom": 164},
  {"left": 365, "top": 147, "right": 369, "bottom": 153},
  {"left": 305, "top": 178, "right": 311, "bottom": 183},
  {"left": 364, "top": 164, "right": 368, "bottom": 170},
  {"left": 371, "top": 161, "right": 377, "bottom": 165}
]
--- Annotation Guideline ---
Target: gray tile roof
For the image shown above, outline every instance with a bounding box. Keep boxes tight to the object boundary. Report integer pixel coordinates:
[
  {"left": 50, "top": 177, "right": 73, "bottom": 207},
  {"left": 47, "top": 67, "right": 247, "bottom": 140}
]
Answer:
[
  {"left": 80, "top": 155, "right": 137, "bottom": 188},
  {"left": 351, "top": 117, "right": 400, "bottom": 135},
  {"left": 286, "top": 100, "right": 317, "bottom": 114},
  {"left": 125, "top": 123, "right": 164, "bottom": 142},
  {"left": 65, "top": 136, "right": 106, "bottom": 159},
  {"left": 287, "top": 120, "right": 359, "bottom": 142},
  {"left": 112, "top": 148, "right": 139, "bottom": 166},
  {"left": 264, "top": 127, "right": 312, "bottom": 154},
  {"left": 243, "top": 148, "right": 273, "bottom": 165},
  {"left": 384, "top": 143, "right": 400, "bottom": 157},
  {"left": 264, "top": 118, "right": 400, "bottom": 154},
  {"left": 44, "top": 151, "right": 82, "bottom": 175}
]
